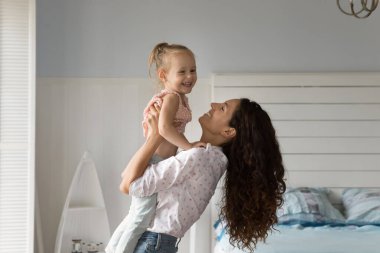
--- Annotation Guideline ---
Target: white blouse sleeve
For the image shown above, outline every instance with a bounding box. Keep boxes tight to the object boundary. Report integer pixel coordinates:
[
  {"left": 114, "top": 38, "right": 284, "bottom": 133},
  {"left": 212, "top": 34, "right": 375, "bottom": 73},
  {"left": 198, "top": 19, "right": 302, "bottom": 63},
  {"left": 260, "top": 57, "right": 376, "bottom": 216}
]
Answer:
[{"left": 129, "top": 148, "right": 206, "bottom": 197}]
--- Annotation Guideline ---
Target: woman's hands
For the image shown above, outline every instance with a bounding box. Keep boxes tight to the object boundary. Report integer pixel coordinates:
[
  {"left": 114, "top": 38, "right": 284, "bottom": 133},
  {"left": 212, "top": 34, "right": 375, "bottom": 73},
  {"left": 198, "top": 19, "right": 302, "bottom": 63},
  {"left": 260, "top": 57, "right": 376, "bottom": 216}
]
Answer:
[
  {"left": 147, "top": 104, "right": 205, "bottom": 149},
  {"left": 146, "top": 104, "right": 164, "bottom": 144},
  {"left": 119, "top": 104, "right": 163, "bottom": 194},
  {"left": 191, "top": 141, "right": 206, "bottom": 148}
]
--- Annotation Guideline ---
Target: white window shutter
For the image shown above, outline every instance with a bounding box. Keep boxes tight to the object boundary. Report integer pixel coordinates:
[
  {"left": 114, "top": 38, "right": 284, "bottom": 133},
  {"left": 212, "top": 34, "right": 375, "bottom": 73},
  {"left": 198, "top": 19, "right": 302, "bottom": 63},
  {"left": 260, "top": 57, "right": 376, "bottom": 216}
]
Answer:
[{"left": 0, "top": 0, "right": 35, "bottom": 252}]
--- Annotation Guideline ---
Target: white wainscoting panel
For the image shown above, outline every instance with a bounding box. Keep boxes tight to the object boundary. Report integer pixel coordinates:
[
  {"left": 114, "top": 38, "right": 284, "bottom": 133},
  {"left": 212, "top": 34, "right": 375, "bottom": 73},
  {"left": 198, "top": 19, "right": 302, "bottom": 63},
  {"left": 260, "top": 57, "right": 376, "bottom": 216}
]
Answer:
[
  {"left": 36, "top": 77, "right": 211, "bottom": 253},
  {"left": 36, "top": 78, "right": 151, "bottom": 253}
]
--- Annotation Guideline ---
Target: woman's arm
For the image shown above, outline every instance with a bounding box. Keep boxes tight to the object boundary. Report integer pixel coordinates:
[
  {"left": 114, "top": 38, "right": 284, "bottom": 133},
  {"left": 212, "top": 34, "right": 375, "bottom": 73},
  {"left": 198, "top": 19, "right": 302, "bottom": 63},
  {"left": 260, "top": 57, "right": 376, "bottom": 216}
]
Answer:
[
  {"left": 128, "top": 148, "right": 204, "bottom": 197},
  {"left": 119, "top": 105, "right": 163, "bottom": 194}
]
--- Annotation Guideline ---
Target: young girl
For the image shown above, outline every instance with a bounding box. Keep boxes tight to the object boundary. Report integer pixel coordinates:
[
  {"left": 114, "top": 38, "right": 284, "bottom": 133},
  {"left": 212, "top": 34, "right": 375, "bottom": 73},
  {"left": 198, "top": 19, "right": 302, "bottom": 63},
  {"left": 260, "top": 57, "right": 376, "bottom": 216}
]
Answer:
[
  {"left": 106, "top": 42, "right": 204, "bottom": 253},
  {"left": 142, "top": 42, "right": 205, "bottom": 155}
]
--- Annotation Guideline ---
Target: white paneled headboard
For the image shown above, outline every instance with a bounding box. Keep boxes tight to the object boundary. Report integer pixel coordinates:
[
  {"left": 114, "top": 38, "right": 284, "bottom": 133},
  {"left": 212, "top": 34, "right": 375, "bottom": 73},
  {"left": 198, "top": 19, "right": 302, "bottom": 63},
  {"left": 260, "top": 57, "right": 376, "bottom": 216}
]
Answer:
[
  {"left": 208, "top": 72, "right": 380, "bottom": 251},
  {"left": 212, "top": 72, "right": 380, "bottom": 188}
]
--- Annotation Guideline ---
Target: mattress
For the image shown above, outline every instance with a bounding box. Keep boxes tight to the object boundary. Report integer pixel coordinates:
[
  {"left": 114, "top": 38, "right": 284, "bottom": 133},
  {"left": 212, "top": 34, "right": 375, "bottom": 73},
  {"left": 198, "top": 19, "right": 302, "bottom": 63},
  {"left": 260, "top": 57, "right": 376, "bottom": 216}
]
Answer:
[{"left": 214, "top": 225, "right": 380, "bottom": 253}]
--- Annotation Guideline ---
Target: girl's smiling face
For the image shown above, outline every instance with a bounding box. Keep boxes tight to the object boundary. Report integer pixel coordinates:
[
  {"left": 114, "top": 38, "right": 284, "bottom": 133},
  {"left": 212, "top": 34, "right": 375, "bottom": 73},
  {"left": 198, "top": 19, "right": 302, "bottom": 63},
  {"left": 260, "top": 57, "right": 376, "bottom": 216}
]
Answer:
[{"left": 159, "top": 51, "right": 197, "bottom": 95}]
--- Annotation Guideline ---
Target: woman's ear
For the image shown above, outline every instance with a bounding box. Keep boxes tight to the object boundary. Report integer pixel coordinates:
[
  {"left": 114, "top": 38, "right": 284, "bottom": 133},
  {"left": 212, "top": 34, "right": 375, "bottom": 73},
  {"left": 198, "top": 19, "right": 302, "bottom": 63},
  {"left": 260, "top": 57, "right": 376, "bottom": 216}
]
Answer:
[
  {"left": 222, "top": 127, "right": 236, "bottom": 139},
  {"left": 158, "top": 69, "right": 166, "bottom": 82}
]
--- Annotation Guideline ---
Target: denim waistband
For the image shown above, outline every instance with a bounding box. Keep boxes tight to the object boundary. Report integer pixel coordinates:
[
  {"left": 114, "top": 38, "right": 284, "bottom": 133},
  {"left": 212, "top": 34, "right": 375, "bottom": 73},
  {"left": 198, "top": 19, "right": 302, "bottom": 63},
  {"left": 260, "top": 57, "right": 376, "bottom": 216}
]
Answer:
[{"left": 140, "top": 231, "right": 181, "bottom": 247}]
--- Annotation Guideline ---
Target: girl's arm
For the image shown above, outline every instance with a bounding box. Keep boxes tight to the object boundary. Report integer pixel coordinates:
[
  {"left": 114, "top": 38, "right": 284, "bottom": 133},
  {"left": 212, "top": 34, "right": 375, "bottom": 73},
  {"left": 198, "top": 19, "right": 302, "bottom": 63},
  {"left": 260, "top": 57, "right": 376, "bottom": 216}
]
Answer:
[
  {"left": 159, "top": 94, "right": 193, "bottom": 150},
  {"left": 120, "top": 105, "right": 163, "bottom": 194}
]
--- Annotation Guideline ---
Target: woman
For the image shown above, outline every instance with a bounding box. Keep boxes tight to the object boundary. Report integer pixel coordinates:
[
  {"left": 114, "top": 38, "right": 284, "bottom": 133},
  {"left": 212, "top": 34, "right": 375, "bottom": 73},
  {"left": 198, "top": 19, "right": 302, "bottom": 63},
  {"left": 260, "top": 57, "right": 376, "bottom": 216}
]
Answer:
[{"left": 120, "top": 98, "right": 286, "bottom": 252}]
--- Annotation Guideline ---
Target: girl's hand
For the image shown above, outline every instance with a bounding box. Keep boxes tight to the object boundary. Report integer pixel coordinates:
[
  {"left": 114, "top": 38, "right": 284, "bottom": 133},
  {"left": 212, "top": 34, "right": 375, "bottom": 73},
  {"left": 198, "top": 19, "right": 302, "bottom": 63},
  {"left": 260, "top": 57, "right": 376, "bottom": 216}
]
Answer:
[
  {"left": 146, "top": 104, "right": 164, "bottom": 143},
  {"left": 191, "top": 141, "right": 207, "bottom": 148}
]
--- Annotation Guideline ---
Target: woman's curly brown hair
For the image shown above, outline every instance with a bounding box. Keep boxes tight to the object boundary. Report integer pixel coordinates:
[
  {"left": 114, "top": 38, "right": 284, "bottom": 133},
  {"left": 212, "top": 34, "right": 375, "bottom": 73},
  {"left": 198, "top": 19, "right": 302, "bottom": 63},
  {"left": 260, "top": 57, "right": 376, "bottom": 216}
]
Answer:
[{"left": 221, "top": 98, "right": 286, "bottom": 251}]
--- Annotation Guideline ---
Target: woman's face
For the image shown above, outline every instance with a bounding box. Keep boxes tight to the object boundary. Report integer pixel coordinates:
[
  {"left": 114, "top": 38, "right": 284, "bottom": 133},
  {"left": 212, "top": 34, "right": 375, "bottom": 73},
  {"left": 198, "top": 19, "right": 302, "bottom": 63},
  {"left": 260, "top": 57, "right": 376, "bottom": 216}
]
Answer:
[{"left": 199, "top": 99, "right": 240, "bottom": 135}]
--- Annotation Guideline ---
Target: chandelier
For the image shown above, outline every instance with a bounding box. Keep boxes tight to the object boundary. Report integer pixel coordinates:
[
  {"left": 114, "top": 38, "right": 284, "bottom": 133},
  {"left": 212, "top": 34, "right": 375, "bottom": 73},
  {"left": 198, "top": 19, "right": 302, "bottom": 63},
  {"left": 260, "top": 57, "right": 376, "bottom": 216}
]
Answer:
[{"left": 337, "top": 0, "right": 379, "bottom": 18}]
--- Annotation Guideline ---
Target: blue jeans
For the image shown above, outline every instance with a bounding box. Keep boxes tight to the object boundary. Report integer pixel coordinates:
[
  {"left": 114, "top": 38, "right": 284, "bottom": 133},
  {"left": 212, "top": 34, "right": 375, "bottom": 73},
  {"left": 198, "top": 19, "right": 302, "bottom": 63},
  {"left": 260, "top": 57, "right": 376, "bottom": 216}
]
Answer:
[
  {"left": 133, "top": 231, "right": 179, "bottom": 253},
  {"left": 106, "top": 155, "right": 163, "bottom": 253}
]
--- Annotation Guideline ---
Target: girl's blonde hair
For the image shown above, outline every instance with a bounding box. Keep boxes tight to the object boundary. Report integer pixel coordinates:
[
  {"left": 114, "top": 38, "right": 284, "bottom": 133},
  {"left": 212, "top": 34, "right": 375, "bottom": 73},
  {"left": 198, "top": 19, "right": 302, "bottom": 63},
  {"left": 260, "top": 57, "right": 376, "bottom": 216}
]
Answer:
[{"left": 148, "top": 42, "right": 194, "bottom": 84}]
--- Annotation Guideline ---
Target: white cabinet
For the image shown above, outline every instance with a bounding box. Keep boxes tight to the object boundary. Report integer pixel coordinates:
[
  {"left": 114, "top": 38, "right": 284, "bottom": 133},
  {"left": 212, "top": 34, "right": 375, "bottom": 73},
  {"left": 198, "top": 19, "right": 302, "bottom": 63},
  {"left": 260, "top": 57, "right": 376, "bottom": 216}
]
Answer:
[{"left": 55, "top": 152, "right": 110, "bottom": 253}]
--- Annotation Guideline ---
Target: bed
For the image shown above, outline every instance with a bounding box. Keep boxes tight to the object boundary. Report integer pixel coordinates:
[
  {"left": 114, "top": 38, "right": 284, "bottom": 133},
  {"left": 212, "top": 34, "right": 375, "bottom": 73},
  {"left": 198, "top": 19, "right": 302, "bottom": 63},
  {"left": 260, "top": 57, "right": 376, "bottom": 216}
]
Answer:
[
  {"left": 213, "top": 187, "right": 380, "bottom": 253},
  {"left": 214, "top": 224, "right": 380, "bottom": 253},
  {"left": 208, "top": 72, "right": 380, "bottom": 253}
]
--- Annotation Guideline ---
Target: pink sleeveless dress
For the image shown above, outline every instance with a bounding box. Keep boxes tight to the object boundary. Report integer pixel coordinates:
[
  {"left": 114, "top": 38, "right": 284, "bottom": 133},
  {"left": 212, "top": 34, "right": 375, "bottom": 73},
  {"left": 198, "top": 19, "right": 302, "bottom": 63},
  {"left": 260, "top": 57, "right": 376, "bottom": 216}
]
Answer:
[{"left": 142, "top": 89, "right": 192, "bottom": 137}]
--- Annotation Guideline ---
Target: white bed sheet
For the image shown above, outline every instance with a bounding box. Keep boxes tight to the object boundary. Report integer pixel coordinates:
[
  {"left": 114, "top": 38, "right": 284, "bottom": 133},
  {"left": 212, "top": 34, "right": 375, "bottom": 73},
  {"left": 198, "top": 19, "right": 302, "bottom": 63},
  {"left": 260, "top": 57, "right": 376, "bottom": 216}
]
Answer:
[{"left": 214, "top": 225, "right": 380, "bottom": 253}]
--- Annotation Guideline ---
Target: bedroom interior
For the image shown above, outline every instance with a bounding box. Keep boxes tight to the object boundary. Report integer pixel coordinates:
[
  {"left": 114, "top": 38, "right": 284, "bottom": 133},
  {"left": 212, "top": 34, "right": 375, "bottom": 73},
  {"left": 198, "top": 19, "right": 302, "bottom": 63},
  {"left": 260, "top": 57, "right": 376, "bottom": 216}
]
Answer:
[{"left": 1, "top": 0, "right": 380, "bottom": 253}]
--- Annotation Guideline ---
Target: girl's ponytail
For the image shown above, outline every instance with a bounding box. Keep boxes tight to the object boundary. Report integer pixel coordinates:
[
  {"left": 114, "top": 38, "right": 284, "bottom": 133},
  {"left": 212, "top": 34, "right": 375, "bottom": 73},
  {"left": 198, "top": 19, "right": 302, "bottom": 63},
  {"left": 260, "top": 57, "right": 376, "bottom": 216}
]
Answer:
[{"left": 148, "top": 42, "right": 169, "bottom": 78}]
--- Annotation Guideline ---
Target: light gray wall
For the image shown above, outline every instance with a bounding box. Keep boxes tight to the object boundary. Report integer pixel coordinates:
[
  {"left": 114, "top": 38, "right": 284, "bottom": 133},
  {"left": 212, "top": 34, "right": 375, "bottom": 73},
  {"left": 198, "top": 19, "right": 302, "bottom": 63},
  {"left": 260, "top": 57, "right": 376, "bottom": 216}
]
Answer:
[{"left": 37, "top": 0, "right": 380, "bottom": 78}]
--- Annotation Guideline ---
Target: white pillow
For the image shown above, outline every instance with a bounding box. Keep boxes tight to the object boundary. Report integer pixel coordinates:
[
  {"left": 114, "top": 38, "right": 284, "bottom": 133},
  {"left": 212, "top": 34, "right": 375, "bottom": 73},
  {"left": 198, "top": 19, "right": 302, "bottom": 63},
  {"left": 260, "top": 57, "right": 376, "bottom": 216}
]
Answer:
[{"left": 342, "top": 188, "right": 380, "bottom": 225}]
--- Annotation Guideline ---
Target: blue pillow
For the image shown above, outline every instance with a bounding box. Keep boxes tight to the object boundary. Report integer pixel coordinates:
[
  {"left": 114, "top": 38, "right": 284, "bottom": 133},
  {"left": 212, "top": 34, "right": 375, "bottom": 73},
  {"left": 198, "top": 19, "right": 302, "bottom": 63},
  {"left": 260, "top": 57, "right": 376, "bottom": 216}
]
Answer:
[
  {"left": 277, "top": 187, "right": 345, "bottom": 226},
  {"left": 342, "top": 188, "right": 380, "bottom": 226}
]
